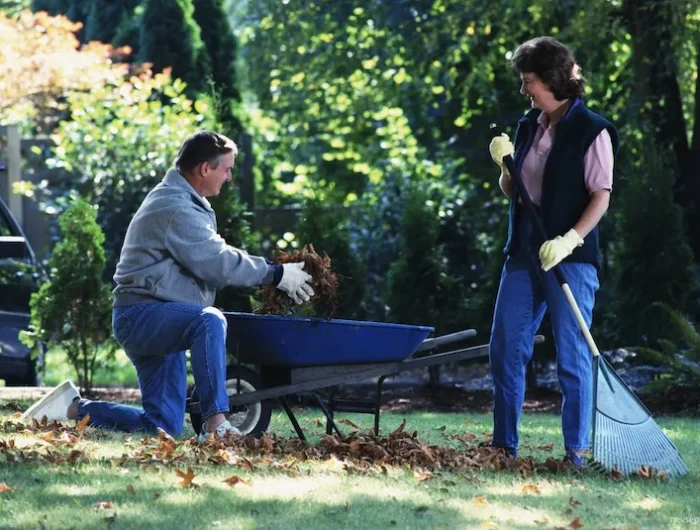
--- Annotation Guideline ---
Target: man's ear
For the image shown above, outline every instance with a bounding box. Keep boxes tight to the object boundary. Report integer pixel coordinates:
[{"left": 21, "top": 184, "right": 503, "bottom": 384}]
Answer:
[{"left": 194, "top": 161, "right": 208, "bottom": 178}]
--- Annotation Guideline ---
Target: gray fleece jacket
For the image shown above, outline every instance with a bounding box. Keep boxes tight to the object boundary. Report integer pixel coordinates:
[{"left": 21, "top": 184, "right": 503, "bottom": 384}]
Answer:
[{"left": 113, "top": 169, "right": 275, "bottom": 307}]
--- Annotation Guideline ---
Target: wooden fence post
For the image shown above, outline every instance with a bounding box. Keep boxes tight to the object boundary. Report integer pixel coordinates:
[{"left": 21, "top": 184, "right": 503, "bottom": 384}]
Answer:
[
  {"left": 6, "top": 125, "right": 23, "bottom": 226},
  {"left": 237, "top": 132, "right": 255, "bottom": 210}
]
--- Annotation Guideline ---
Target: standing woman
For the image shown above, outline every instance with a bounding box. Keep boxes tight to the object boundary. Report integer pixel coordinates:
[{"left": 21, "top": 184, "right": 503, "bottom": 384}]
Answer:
[{"left": 486, "top": 36, "right": 619, "bottom": 466}]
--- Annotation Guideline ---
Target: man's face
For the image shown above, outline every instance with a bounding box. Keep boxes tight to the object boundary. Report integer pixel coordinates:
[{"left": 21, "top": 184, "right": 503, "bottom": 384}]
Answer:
[{"left": 201, "top": 152, "right": 235, "bottom": 197}]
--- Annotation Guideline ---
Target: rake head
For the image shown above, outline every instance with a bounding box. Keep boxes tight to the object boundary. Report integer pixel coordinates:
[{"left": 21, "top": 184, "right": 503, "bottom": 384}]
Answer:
[{"left": 592, "top": 356, "right": 688, "bottom": 478}]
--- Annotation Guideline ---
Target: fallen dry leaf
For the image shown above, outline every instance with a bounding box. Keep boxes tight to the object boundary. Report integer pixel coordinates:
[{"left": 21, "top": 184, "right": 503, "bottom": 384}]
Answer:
[
  {"left": 338, "top": 418, "right": 360, "bottom": 429},
  {"left": 568, "top": 516, "right": 584, "bottom": 529},
  {"left": 175, "top": 467, "right": 197, "bottom": 488},
  {"left": 223, "top": 475, "right": 251, "bottom": 487},
  {"left": 0, "top": 483, "right": 15, "bottom": 493},
  {"left": 521, "top": 483, "right": 541, "bottom": 495},
  {"left": 94, "top": 501, "right": 113, "bottom": 509},
  {"left": 473, "top": 496, "right": 488, "bottom": 506},
  {"left": 76, "top": 414, "right": 90, "bottom": 434},
  {"left": 413, "top": 470, "right": 433, "bottom": 482}
]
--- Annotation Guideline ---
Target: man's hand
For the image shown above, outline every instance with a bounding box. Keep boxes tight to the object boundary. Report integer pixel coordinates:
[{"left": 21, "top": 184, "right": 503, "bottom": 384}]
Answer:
[
  {"left": 277, "top": 262, "right": 315, "bottom": 304},
  {"left": 489, "top": 133, "right": 514, "bottom": 172},
  {"left": 539, "top": 229, "right": 584, "bottom": 272}
]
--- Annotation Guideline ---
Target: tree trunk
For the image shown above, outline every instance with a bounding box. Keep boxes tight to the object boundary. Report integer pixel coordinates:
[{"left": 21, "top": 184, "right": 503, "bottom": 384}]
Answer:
[{"left": 624, "top": 0, "right": 700, "bottom": 260}]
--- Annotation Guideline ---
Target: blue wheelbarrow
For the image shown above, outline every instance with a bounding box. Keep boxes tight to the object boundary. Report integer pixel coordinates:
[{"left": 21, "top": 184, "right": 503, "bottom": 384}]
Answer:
[{"left": 186, "top": 312, "right": 490, "bottom": 439}]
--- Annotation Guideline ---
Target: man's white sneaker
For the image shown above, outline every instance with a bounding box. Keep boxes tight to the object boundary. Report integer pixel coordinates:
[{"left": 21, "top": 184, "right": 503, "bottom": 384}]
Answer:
[
  {"left": 197, "top": 420, "right": 242, "bottom": 443},
  {"left": 20, "top": 380, "right": 80, "bottom": 422}
]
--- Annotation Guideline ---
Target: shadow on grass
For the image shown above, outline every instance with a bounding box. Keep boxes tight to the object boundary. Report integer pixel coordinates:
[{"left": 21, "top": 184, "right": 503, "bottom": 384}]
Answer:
[{"left": 0, "top": 464, "right": 473, "bottom": 530}]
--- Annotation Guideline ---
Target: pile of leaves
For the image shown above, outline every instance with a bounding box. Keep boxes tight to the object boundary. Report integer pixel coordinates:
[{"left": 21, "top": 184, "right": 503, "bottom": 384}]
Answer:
[
  {"left": 258, "top": 244, "right": 339, "bottom": 318},
  {"left": 0, "top": 414, "right": 91, "bottom": 465},
  {"left": 0, "top": 413, "right": 669, "bottom": 481}
]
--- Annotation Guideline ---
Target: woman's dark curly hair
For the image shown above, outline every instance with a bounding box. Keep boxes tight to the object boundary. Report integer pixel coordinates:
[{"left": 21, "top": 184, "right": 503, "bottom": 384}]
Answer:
[{"left": 510, "top": 36, "right": 585, "bottom": 101}]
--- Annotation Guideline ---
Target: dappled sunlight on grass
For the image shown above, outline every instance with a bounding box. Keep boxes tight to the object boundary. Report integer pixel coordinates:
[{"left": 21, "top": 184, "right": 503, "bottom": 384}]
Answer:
[
  {"left": 626, "top": 495, "right": 663, "bottom": 511},
  {"left": 1, "top": 406, "right": 699, "bottom": 530},
  {"left": 482, "top": 478, "right": 560, "bottom": 498},
  {"left": 450, "top": 497, "right": 564, "bottom": 529}
]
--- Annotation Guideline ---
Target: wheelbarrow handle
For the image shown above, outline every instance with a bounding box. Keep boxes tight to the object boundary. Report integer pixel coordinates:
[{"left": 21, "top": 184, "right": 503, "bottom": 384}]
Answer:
[
  {"left": 489, "top": 123, "right": 601, "bottom": 358},
  {"left": 412, "top": 329, "right": 477, "bottom": 356}
]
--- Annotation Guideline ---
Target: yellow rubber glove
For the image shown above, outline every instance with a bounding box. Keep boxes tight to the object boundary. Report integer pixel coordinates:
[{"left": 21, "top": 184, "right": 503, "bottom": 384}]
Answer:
[
  {"left": 488, "top": 133, "right": 514, "bottom": 172},
  {"left": 539, "top": 229, "right": 584, "bottom": 272}
]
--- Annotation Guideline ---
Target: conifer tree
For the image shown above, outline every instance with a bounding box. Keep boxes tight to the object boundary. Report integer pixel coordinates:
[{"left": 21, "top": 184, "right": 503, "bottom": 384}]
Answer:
[
  {"left": 139, "top": 0, "right": 211, "bottom": 94},
  {"left": 613, "top": 138, "right": 694, "bottom": 347},
  {"left": 192, "top": 0, "right": 242, "bottom": 134},
  {"left": 296, "top": 193, "right": 366, "bottom": 319},
  {"left": 211, "top": 182, "right": 258, "bottom": 312},
  {"left": 386, "top": 184, "right": 468, "bottom": 334},
  {"left": 84, "top": 0, "right": 139, "bottom": 44}
]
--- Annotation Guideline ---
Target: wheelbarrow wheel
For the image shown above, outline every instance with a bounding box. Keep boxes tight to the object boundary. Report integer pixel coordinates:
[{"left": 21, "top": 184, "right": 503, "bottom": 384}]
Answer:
[{"left": 189, "top": 365, "right": 271, "bottom": 437}]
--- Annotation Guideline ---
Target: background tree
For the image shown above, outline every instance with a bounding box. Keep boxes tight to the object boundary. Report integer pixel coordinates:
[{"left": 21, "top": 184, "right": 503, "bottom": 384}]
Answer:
[
  {"left": 27, "top": 68, "right": 215, "bottom": 275},
  {"left": 621, "top": 0, "right": 700, "bottom": 261},
  {"left": 613, "top": 137, "right": 695, "bottom": 348},
  {"left": 0, "top": 0, "right": 31, "bottom": 17},
  {"left": 138, "top": 0, "right": 211, "bottom": 95},
  {"left": 212, "top": 183, "right": 259, "bottom": 312},
  {"left": 84, "top": 0, "right": 140, "bottom": 44},
  {"left": 386, "top": 183, "right": 469, "bottom": 335},
  {"left": 193, "top": 0, "right": 242, "bottom": 134},
  {"left": 296, "top": 192, "right": 366, "bottom": 320},
  {"left": 30, "top": 0, "right": 86, "bottom": 39},
  {"left": 20, "top": 199, "right": 116, "bottom": 394},
  {"left": 0, "top": 10, "right": 125, "bottom": 131}
]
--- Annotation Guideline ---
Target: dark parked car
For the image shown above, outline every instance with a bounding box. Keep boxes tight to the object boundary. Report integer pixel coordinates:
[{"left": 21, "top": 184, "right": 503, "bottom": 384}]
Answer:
[{"left": 0, "top": 195, "right": 45, "bottom": 385}]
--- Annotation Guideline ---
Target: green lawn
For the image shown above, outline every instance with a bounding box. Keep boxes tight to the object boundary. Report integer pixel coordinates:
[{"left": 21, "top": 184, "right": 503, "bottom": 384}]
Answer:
[
  {"left": 0, "top": 402, "right": 698, "bottom": 530},
  {"left": 41, "top": 347, "right": 141, "bottom": 388}
]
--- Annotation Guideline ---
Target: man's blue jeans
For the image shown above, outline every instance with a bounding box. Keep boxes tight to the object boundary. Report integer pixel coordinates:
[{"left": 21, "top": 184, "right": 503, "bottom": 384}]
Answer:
[
  {"left": 489, "top": 218, "right": 599, "bottom": 452},
  {"left": 75, "top": 303, "right": 230, "bottom": 436}
]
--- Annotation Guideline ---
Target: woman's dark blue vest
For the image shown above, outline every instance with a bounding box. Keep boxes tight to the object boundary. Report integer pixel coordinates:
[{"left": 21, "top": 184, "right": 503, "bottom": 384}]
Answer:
[{"left": 504, "top": 99, "right": 619, "bottom": 268}]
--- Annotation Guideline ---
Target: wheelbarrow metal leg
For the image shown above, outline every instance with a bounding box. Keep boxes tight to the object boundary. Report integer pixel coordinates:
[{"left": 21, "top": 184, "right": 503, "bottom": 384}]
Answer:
[
  {"left": 326, "top": 387, "right": 336, "bottom": 436},
  {"left": 374, "top": 375, "right": 387, "bottom": 436},
  {"left": 309, "top": 392, "right": 342, "bottom": 437},
  {"left": 278, "top": 396, "right": 306, "bottom": 441}
]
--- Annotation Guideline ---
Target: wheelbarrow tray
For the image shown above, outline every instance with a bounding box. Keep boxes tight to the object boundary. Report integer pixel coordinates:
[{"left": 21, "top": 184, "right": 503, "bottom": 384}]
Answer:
[{"left": 224, "top": 312, "right": 434, "bottom": 367}]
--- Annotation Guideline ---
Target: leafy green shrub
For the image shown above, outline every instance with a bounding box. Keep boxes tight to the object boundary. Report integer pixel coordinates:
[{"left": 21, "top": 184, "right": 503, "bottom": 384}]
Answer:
[
  {"left": 636, "top": 303, "right": 700, "bottom": 388},
  {"left": 211, "top": 182, "right": 259, "bottom": 312},
  {"left": 33, "top": 69, "right": 214, "bottom": 275},
  {"left": 21, "top": 198, "right": 115, "bottom": 394},
  {"left": 612, "top": 138, "right": 694, "bottom": 347},
  {"left": 296, "top": 193, "right": 366, "bottom": 320},
  {"left": 386, "top": 184, "right": 469, "bottom": 334}
]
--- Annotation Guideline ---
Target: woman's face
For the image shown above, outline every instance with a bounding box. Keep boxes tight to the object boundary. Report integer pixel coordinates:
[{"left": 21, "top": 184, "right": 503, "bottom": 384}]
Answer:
[{"left": 519, "top": 72, "right": 558, "bottom": 112}]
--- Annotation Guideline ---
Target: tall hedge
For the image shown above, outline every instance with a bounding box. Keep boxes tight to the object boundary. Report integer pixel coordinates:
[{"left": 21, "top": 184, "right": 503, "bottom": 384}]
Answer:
[
  {"left": 192, "top": 0, "right": 242, "bottom": 134},
  {"left": 139, "top": 0, "right": 211, "bottom": 94}
]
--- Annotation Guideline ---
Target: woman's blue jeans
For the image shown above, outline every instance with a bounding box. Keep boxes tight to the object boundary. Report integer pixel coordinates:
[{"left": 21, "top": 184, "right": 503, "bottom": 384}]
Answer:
[
  {"left": 489, "top": 212, "right": 599, "bottom": 452},
  {"left": 75, "top": 303, "right": 230, "bottom": 436}
]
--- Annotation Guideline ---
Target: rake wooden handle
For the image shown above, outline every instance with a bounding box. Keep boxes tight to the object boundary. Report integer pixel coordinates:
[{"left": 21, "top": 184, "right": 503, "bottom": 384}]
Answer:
[{"left": 489, "top": 123, "right": 601, "bottom": 358}]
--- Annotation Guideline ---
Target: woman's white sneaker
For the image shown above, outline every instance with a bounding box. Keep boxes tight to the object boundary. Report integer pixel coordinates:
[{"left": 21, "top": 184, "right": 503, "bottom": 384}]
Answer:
[{"left": 20, "top": 380, "right": 80, "bottom": 422}]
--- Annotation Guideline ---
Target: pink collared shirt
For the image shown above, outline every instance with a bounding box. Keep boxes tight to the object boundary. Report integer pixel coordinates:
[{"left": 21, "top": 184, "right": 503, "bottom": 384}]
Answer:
[{"left": 520, "top": 111, "right": 614, "bottom": 206}]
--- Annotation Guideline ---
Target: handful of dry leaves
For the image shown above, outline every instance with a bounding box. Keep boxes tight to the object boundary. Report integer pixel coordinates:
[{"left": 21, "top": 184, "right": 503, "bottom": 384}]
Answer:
[{"left": 258, "top": 244, "right": 339, "bottom": 318}]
